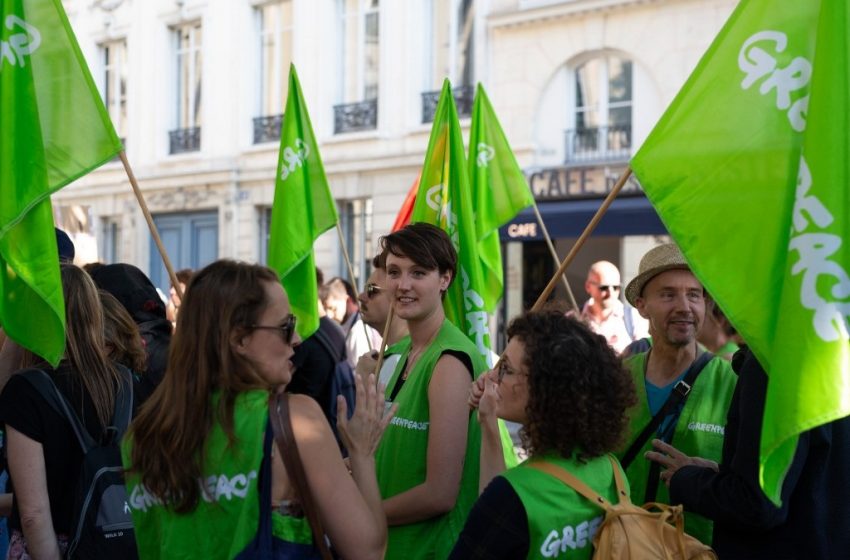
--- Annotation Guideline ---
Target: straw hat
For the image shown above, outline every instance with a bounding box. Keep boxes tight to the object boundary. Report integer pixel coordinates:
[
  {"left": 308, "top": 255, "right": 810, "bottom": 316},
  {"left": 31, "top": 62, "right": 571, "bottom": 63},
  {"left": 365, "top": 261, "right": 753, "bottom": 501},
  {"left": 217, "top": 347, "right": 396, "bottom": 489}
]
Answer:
[{"left": 625, "top": 243, "right": 691, "bottom": 306}]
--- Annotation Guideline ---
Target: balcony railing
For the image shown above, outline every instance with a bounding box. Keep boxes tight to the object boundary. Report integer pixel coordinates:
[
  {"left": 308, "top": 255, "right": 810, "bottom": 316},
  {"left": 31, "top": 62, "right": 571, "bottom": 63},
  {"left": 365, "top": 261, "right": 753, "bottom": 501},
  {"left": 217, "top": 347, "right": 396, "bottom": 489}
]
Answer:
[
  {"left": 421, "top": 85, "right": 474, "bottom": 123},
  {"left": 253, "top": 114, "right": 284, "bottom": 144},
  {"left": 564, "top": 125, "right": 631, "bottom": 163},
  {"left": 333, "top": 99, "right": 378, "bottom": 134},
  {"left": 169, "top": 126, "right": 201, "bottom": 155}
]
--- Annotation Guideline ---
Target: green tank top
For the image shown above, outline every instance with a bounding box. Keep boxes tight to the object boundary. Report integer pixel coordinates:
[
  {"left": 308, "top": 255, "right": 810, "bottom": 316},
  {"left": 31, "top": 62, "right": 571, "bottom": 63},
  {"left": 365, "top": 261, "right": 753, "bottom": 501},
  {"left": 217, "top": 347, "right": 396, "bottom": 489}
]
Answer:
[
  {"left": 121, "top": 390, "right": 312, "bottom": 559},
  {"left": 376, "top": 320, "right": 487, "bottom": 559},
  {"left": 503, "top": 453, "right": 627, "bottom": 560},
  {"left": 619, "top": 352, "right": 737, "bottom": 545}
]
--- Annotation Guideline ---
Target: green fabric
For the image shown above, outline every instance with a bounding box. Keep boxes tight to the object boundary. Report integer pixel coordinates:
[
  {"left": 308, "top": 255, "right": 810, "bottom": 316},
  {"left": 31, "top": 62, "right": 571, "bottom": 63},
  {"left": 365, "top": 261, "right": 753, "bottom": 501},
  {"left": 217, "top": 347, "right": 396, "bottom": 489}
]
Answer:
[
  {"left": 1, "top": 0, "right": 122, "bottom": 365},
  {"left": 411, "top": 80, "right": 493, "bottom": 365},
  {"left": 122, "top": 390, "right": 283, "bottom": 559},
  {"left": 630, "top": 0, "right": 848, "bottom": 505},
  {"left": 268, "top": 64, "right": 338, "bottom": 339},
  {"left": 619, "top": 352, "right": 737, "bottom": 545},
  {"left": 376, "top": 320, "right": 487, "bottom": 559},
  {"left": 504, "top": 453, "right": 627, "bottom": 560},
  {"left": 468, "top": 84, "right": 534, "bottom": 323}
]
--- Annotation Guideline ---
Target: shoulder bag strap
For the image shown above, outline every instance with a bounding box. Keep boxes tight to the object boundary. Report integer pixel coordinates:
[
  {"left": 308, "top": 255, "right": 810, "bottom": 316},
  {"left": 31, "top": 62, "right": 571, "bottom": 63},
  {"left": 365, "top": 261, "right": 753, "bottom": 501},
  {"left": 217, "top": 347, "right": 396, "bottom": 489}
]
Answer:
[
  {"left": 527, "top": 461, "right": 613, "bottom": 513},
  {"left": 269, "top": 393, "right": 333, "bottom": 560},
  {"left": 606, "top": 455, "right": 632, "bottom": 506},
  {"left": 620, "top": 351, "right": 714, "bottom": 469}
]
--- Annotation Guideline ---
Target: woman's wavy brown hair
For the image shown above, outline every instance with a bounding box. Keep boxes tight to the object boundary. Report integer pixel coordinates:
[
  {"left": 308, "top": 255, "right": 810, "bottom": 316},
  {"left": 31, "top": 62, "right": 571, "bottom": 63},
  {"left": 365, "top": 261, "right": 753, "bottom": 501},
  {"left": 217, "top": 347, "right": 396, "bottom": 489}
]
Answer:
[
  {"left": 99, "top": 290, "right": 147, "bottom": 373},
  {"left": 126, "top": 260, "right": 280, "bottom": 513},
  {"left": 61, "top": 265, "right": 123, "bottom": 428},
  {"left": 507, "top": 310, "right": 637, "bottom": 461}
]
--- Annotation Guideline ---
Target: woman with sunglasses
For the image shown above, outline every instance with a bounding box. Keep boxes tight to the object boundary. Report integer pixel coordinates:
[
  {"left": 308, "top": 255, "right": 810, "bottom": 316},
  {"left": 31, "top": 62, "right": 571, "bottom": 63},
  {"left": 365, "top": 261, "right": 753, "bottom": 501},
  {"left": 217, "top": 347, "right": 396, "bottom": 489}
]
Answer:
[
  {"left": 123, "top": 260, "right": 394, "bottom": 559},
  {"left": 376, "top": 223, "right": 488, "bottom": 559},
  {"left": 452, "top": 311, "right": 636, "bottom": 559}
]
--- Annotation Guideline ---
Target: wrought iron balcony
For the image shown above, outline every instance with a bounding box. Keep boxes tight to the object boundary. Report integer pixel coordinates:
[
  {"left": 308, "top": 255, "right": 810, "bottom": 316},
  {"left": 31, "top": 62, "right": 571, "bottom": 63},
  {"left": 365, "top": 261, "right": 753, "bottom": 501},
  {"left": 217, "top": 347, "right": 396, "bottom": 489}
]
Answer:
[
  {"left": 421, "top": 85, "right": 474, "bottom": 123},
  {"left": 564, "top": 125, "right": 631, "bottom": 164},
  {"left": 169, "top": 126, "right": 201, "bottom": 155},
  {"left": 253, "top": 114, "right": 284, "bottom": 144},
  {"left": 333, "top": 99, "right": 378, "bottom": 134}
]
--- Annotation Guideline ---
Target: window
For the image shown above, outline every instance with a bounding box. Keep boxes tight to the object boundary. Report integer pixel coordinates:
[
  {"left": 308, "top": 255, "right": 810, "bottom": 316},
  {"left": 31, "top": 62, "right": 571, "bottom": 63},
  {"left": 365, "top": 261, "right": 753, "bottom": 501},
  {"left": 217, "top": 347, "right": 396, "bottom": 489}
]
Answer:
[
  {"left": 101, "top": 217, "right": 121, "bottom": 264},
  {"left": 102, "top": 40, "right": 127, "bottom": 145},
  {"left": 421, "top": 0, "right": 475, "bottom": 122},
  {"left": 170, "top": 21, "right": 202, "bottom": 154},
  {"left": 259, "top": 207, "right": 272, "bottom": 265},
  {"left": 334, "top": 0, "right": 379, "bottom": 133},
  {"left": 569, "top": 56, "right": 632, "bottom": 162},
  {"left": 254, "top": 1, "right": 293, "bottom": 143},
  {"left": 338, "top": 199, "right": 373, "bottom": 287}
]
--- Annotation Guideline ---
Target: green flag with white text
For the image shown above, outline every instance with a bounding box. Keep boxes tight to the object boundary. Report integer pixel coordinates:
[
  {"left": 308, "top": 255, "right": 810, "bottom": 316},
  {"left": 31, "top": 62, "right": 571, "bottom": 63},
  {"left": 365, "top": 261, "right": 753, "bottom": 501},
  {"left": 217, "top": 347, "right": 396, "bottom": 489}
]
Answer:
[
  {"left": 631, "top": 0, "right": 847, "bottom": 505},
  {"left": 268, "top": 65, "right": 338, "bottom": 339},
  {"left": 412, "top": 80, "right": 493, "bottom": 364},
  {"left": 1, "top": 0, "right": 123, "bottom": 365},
  {"left": 468, "top": 84, "right": 534, "bottom": 316}
]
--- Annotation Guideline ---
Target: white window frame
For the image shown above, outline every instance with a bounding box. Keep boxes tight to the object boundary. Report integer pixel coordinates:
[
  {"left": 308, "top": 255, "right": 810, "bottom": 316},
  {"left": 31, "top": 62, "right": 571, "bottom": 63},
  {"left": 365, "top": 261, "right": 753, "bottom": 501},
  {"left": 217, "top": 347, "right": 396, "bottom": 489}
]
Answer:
[
  {"left": 101, "top": 39, "right": 128, "bottom": 140},
  {"left": 337, "top": 0, "right": 380, "bottom": 102},
  {"left": 256, "top": 1, "right": 292, "bottom": 117},
  {"left": 174, "top": 21, "right": 202, "bottom": 130}
]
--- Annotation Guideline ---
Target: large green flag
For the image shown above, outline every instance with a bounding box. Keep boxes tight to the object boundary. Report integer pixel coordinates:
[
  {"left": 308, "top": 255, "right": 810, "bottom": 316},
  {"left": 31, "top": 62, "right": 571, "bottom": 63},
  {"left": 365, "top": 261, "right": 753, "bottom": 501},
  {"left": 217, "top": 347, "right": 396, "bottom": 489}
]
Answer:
[
  {"left": 268, "top": 65, "right": 338, "bottom": 339},
  {"left": 631, "top": 0, "right": 846, "bottom": 504},
  {"left": 468, "top": 84, "right": 535, "bottom": 316},
  {"left": 1, "top": 0, "right": 123, "bottom": 365},
  {"left": 412, "top": 80, "right": 493, "bottom": 364}
]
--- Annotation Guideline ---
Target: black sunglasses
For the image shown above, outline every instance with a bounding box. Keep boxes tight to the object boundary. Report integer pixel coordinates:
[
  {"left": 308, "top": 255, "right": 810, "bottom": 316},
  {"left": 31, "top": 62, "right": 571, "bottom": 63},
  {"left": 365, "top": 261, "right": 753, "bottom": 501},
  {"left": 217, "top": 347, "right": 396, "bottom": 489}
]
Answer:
[
  {"left": 598, "top": 285, "right": 620, "bottom": 292},
  {"left": 366, "top": 283, "right": 384, "bottom": 299},
  {"left": 250, "top": 314, "right": 297, "bottom": 344}
]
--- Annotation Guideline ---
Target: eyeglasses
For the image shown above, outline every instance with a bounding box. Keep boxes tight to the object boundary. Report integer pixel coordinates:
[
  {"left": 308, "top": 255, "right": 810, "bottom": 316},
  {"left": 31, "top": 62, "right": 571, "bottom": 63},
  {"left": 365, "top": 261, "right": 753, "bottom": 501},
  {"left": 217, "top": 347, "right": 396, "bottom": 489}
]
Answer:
[
  {"left": 366, "top": 283, "right": 384, "bottom": 299},
  {"left": 250, "top": 314, "right": 297, "bottom": 344},
  {"left": 497, "top": 359, "right": 518, "bottom": 383}
]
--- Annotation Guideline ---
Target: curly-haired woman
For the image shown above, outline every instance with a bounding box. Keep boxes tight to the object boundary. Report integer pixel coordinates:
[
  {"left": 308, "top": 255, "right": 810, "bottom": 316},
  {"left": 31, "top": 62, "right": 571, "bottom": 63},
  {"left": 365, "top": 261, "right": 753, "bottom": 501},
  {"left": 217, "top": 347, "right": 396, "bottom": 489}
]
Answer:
[{"left": 451, "top": 311, "right": 637, "bottom": 559}]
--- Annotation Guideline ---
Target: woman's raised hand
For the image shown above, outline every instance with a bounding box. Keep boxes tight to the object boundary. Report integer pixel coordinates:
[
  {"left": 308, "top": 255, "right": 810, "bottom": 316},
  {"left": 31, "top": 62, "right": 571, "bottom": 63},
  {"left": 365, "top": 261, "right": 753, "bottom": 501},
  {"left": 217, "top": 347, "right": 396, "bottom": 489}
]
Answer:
[
  {"left": 337, "top": 373, "right": 397, "bottom": 456},
  {"left": 476, "top": 370, "right": 500, "bottom": 426}
]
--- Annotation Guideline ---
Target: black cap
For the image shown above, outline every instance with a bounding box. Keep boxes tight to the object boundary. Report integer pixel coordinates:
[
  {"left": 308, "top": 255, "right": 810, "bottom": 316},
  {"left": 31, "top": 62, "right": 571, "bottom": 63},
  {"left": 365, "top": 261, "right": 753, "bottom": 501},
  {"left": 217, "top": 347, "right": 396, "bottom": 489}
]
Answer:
[{"left": 55, "top": 228, "right": 75, "bottom": 264}]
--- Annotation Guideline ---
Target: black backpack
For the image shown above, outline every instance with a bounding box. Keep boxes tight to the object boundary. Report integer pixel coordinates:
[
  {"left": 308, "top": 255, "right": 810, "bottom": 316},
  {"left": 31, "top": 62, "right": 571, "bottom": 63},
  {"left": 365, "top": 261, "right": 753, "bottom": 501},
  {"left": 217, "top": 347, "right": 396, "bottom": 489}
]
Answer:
[
  {"left": 312, "top": 327, "right": 357, "bottom": 452},
  {"left": 21, "top": 367, "right": 138, "bottom": 560}
]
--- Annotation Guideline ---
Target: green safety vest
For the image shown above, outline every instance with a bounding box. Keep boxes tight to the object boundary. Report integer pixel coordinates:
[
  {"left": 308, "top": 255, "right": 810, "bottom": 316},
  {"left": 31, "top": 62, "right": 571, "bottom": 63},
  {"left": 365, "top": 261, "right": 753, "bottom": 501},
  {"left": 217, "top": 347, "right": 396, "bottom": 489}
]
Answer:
[
  {"left": 619, "top": 352, "right": 737, "bottom": 545},
  {"left": 121, "top": 390, "right": 312, "bottom": 559},
  {"left": 376, "top": 320, "right": 487, "bottom": 560},
  {"left": 503, "top": 453, "right": 627, "bottom": 560}
]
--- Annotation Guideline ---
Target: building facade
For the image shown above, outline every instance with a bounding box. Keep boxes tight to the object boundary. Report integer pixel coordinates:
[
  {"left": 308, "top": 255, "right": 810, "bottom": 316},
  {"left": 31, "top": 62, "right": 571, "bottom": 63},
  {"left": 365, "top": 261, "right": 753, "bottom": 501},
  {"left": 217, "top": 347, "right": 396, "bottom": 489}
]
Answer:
[{"left": 55, "top": 0, "right": 737, "bottom": 322}]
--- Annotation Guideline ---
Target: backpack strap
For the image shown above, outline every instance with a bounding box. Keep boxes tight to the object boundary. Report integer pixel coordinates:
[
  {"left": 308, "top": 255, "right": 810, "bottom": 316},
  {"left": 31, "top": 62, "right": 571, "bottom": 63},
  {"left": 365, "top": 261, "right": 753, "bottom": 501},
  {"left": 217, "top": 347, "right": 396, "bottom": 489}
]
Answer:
[
  {"left": 20, "top": 366, "right": 134, "bottom": 451},
  {"left": 526, "top": 460, "right": 614, "bottom": 513},
  {"left": 620, "top": 351, "right": 714, "bottom": 469},
  {"left": 19, "top": 369, "right": 97, "bottom": 451}
]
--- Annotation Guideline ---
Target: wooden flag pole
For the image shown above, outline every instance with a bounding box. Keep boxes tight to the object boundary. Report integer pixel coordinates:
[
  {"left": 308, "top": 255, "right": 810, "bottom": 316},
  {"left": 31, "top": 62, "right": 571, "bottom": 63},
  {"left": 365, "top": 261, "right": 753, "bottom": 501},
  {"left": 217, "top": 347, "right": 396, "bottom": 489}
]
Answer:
[
  {"left": 530, "top": 200, "right": 580, "bottom": 311},
  {"left": 372, "top": 304, "right": 395, "bottom": 386},
  {"left": 335, "top": 223, "right": 374, "bottom": 352},
  {"left": 119, "top": 151, "right": 183, "bottom": 300},
  {"left": 531, "top": 166, "right": 633, "bottom": 312}
]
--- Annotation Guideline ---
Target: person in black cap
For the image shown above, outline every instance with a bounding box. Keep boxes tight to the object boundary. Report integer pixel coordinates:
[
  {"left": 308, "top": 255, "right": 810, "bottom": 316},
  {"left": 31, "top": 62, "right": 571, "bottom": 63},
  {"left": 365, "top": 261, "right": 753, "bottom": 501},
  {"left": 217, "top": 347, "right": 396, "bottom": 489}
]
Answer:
[
  {"left": 54, "top": 228, "right": 75, "bottom": 265},
  {"left": 88, "top": 264, "right": 171, "bottom": 400}
]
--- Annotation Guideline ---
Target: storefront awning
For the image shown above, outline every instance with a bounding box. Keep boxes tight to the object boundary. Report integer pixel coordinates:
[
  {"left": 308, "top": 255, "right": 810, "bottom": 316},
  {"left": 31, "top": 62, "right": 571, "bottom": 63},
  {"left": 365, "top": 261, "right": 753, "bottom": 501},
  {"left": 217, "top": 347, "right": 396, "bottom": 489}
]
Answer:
[{"left": 499, "top": 195, "right": 668, "bottom": 241}]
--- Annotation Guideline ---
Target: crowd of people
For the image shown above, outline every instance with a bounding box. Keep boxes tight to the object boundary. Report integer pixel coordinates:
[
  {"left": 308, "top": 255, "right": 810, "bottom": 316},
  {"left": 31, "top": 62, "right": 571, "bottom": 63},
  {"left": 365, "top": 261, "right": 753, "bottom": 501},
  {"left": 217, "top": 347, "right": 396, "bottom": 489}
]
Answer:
[{"left": 0, "top": 224, "right": 845, "bottom": 559}]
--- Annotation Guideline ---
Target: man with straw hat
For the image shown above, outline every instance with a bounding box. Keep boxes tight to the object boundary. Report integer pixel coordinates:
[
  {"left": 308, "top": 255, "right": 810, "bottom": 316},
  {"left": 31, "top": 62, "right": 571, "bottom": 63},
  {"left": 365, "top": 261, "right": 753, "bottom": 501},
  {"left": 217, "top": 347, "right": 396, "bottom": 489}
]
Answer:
[{"left": 618, "top": 242, "right": 737, "bottom": 546}]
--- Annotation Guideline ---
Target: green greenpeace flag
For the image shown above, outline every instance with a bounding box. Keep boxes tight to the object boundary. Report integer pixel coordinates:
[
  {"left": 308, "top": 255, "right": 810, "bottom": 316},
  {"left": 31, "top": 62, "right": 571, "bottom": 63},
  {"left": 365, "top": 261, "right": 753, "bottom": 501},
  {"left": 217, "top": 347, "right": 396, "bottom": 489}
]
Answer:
[
  {"left": 412, "top": 80, "right": 493, "bottom": 364},
  {"left": 468, "top": 84, "right": 534, "bottom": 317},
  {"left": 1, "top": 0, "right": 123, "bottom": 365},
  {"left": 631, "top": 0, "right": 847, "bottom": 504},
  {"left": 268, "top": 65, "right": 338, "bottom": 339}
]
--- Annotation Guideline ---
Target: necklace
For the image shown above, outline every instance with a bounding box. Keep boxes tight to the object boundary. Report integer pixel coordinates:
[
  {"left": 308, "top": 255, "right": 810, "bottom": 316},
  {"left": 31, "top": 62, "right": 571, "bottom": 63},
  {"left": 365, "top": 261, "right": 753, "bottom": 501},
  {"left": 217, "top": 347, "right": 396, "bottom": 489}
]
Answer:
[{"left": 402, "top": 326, "right": 441, "bottom": 380}]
